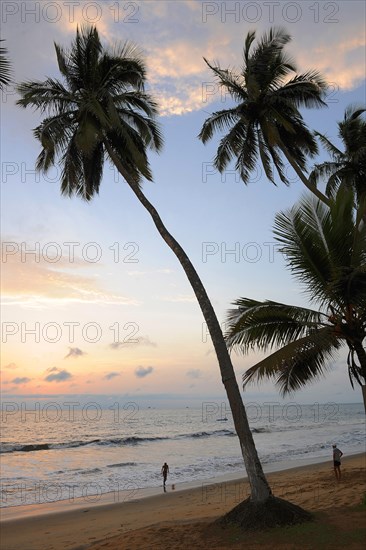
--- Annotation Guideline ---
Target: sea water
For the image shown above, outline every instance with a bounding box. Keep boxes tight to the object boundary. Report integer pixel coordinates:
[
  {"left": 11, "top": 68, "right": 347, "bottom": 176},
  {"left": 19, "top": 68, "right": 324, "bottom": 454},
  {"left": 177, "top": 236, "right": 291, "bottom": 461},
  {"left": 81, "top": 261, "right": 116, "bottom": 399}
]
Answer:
[{"left": 1, "top": 402, "right": 364, "bottom": 508}]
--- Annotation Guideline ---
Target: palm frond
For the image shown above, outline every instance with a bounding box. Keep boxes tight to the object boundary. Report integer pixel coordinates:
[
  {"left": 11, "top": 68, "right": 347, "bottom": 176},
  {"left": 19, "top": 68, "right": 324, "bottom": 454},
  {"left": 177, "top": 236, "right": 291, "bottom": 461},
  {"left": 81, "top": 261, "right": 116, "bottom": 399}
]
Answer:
[
  {"left": 266, "top": 143, "right": 288, "bottom": 184},
  {"left": 0, "top": 39, "right": 11, "bottom": 89},
  {"left": 198, "top": 108, "right": 240, "bottom": 144},
  {"left": 113, "top": 91, "right": 160, "bottom": 118},
  {"left": 257, "top": 129, "right": 275, "bottom": 184},
  {"left": 313, "top": 131, "right": 343, "bottom": 158},
  {"left": 273, "top": 198, "right": 338, "bottom": 306},
  {"left": 226, "top": 298, "right": 328, "bottom": 353},
  {"left": 309, "top": 161, "right": 341, "bottom": 187},
  {"left": 16, "top": 79, "right": 75, "bottom": 113},
  {"left": 235, "top": 124, "right": 259, "bottom": 184},
  {"left": 34, "top": 113, "right": 75, "bottom": 172},
  {"left": 212, "top": 119, "right": 246, "bottom": 173},
  {"left": 203, "top": 58, "right": 247, "bottom": 102},
  {"left": 257, "top": 26, "right": 292, "bottom": 51},
  {"left": 243, "top": 30, "right": 256, "bottom": 65},
  {"left": 242, "top": 327, "right": 341, "bottom": 396},
  {"left": 117, "top": 107, "right": 163, "bottom": 151},
  {"left": 81, "top": 141, "right": 104, "bottom": 200},
  {"left": 100, "top": 52, "right": 146, "bottom": 92},
  {"left": 275, "top": 72, "right": 327, "bottom": 108},
  {"left": 60, "top": 134, "right": 84, "bottom": 198}
]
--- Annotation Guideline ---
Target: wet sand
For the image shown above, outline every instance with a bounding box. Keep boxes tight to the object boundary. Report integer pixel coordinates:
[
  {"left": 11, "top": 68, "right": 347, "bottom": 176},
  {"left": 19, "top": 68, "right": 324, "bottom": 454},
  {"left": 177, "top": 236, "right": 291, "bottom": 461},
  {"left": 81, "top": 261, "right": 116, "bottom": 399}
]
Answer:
[{"left": 1, "top": 453, "right": 365, "bottom": 550}]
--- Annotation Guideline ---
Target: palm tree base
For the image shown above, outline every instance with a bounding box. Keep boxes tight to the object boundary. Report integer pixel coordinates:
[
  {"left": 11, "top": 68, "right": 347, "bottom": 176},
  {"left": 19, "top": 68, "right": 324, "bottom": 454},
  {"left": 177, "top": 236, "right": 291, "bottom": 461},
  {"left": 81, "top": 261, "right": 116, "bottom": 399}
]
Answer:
[{"left": 214, "top": 496, "right": 312, "bottom": 530}]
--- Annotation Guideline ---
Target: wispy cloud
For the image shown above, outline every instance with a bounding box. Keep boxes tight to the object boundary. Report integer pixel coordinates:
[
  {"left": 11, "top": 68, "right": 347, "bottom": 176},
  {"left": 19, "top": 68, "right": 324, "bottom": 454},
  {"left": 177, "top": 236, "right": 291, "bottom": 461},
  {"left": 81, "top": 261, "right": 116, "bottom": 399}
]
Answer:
[
  {"left": 145, "top": 16, "right": 365, "bottom": 115},
  {"left": 137, "top": 336, "right": 157, "bottom": 347},
  {"left": 11, "top": 377, "right": 31, "bottom": 384},
  {"left": 135, "top": 366, "right": 154, "bottom": 378},
  {"left": 5, "top": 1, "right": 364, "bottom": 118},
  {"left": 44, "top": 368, "right": 72, "bottom": 383},
  {"left": 104, "top": 372, "right": 121, "bottom": 380},
  {"left": 1, "top": 245, "right": 139, "bottom": 308},
  {"left": 110, "top": 335, "right": 157, "bottom": 349},
  {"left": 3, "top": 362, "right": 18, "bottom": 370},
  {"left": 186, "top": 369, "right": 202, "bottom": 379},
  {"left": 64, "top": 347, "right": 86, "bottom": 359}
]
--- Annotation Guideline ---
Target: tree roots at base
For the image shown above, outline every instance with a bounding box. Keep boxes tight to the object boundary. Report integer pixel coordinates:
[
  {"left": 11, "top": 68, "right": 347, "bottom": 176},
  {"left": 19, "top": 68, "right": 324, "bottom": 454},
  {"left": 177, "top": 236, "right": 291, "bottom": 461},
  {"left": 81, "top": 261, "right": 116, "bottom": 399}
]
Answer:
[{"left": 214, "top": 496, "right": 313, "bottom": 531}]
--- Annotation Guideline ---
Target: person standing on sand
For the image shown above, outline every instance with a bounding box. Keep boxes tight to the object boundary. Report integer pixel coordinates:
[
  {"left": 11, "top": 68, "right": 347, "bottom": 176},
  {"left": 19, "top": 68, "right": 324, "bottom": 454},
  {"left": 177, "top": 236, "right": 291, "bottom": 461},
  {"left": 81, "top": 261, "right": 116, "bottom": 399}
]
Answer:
[
  {"left": 332, "top": 444, "right": 343, "bottom": 481},
  {"left": 161, "top": 462, "right": 169, "bottom": 486}
]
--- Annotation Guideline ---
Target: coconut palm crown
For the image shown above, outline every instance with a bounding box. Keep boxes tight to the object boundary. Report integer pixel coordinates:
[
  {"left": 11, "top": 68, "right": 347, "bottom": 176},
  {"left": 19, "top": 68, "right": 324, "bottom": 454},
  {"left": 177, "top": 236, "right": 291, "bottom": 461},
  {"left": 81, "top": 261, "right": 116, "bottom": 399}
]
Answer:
[
  {"left": 17, "top": 26, "right": 163, "bottom": 199},
  {"left": 225, "top": 188, "right": 366, "bottom": 406},
  {"left": 310, "top": 105, "right": 366, "bottom": 204},
  {"left": 199, "top": 27, "right": 329, "bottom": 204}
]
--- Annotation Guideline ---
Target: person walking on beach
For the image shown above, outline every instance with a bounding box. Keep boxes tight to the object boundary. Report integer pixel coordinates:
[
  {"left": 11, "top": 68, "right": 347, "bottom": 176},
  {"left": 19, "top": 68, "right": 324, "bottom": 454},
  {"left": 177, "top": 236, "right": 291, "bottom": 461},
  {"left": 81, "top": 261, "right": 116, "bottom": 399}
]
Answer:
[
  {"left": 161, "top": 462, "right": 169, "bottom": 486},
  {"left": 332, "top": 444, "right": 343, "bottom": 481}
]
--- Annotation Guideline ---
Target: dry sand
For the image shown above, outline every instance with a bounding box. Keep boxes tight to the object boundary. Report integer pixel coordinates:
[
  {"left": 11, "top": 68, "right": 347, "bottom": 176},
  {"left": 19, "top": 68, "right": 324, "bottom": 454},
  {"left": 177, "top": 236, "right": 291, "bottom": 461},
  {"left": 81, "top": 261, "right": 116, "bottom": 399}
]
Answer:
[{"left": 1, "top": 453, "right": 365, "bottom": 550}]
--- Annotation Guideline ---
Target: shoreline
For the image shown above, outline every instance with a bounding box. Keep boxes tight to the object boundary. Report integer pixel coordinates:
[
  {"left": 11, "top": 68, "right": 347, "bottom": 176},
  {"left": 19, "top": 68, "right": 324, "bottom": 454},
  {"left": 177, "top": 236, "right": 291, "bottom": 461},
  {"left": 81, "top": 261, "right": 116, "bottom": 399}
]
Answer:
[
  {"left": 0, "top": 452, "right": 346, "bottom": 521},
  {"left": 1, "top": 451, "right": 364, "bottom": 522},
  {"left": 1, "top": 453, "right": 365, "bottom": 550}
]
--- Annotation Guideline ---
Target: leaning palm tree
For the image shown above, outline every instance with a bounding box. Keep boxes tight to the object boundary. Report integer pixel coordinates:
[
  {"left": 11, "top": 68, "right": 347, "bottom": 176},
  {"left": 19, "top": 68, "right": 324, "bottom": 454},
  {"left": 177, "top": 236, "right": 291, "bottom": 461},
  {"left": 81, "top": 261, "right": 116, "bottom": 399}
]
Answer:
[
  {"left": 226, "top": 188, "right": 366, "bottom": 410},
  {"left": 199, "top": 27, "right": 329, "bottom": 204},
  {"left": 0, "top": 39, "right": 11, "bottom": 89},
  {"left": 17, "top": 25, "right": 310, "bottom": 528},
  {"left": 309, "top": 105, "right": 366, "bottom": 205}
]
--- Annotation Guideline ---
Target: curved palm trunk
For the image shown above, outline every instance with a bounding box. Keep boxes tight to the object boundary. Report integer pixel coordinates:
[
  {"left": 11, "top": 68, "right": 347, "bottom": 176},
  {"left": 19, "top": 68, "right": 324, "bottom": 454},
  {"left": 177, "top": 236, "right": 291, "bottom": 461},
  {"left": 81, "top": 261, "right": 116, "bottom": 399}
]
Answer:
[
  {"left": 277, "top": 139, "right": 330, "bottom": 206},
  {"left": 353, "top": 341, "right": 366, "bottom": 413},
  {"left": 106, "top": 143, "right": 272, "bottom": 502},
  {"left": 362, "top": 386, "right": 366, "bottom": 414}
]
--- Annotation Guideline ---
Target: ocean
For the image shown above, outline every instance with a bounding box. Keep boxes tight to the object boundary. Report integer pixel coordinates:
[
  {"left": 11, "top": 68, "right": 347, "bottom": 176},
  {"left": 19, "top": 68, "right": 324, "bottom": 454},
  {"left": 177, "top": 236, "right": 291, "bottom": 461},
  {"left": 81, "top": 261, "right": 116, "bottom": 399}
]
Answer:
[{"left": 1, "top": 401, "right": 365, "bottom": 508}]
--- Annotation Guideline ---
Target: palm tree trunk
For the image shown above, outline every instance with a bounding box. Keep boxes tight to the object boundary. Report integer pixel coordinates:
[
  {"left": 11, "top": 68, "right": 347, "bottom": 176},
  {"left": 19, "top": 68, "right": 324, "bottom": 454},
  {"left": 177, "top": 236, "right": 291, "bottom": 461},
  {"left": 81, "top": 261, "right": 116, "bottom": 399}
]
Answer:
[
  {"left": 105, "top": 143, "right": 272, "bottom": 502},
  {"left": 353, "top": 341, "right": 366, "bottom": 413},
  {"left": 277, "top": 140, "right": 330, "bottom": 205},
  {"left": 362, "top": 386, "right": 366, "bottom": 415}
]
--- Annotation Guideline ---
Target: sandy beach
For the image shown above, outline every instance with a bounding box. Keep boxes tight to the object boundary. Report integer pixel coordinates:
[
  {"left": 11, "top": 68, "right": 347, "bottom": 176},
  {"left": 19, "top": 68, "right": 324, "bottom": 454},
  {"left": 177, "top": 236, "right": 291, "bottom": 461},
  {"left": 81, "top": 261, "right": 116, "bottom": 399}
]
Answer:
[{"left": 1, "top": 453, "right": 365, "bottom": 550}]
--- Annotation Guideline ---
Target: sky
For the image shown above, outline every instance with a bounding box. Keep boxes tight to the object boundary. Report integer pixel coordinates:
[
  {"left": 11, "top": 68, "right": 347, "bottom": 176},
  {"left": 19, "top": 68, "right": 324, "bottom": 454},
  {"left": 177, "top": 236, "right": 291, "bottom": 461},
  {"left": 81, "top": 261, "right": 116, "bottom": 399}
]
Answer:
[{"left": 1, "top": 0, "right": 365, "bottom": 410}]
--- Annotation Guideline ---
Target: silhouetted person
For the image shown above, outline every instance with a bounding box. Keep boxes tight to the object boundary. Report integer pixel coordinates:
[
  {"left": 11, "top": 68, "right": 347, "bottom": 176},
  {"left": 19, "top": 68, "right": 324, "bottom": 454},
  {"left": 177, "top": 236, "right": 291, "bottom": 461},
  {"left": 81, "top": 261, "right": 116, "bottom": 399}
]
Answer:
[
  {"left": 333, "top": 444, "right": 343, "bottom": 481},
  {"left": 161, "top": 462, "right": 169, "bottom": 486}
]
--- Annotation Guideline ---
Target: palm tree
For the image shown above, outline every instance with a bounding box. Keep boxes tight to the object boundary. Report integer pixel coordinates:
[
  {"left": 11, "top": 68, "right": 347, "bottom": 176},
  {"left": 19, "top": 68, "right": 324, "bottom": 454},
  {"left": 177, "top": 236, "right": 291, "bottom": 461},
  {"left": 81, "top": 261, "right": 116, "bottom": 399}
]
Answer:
[
  {"left": 0, "top": 39, "right": 11, "bottom": 89},
  {"left": 225, "top": 188, "right": 366, "bottom": 410},
  {"left": 199, "top": 27, "right": 329, "bottom": 204},
  {"left": 17, "top": 25, "right": 310, "bottom": 527},
  {"left": 309, "top": 105, "right": 366, "bottom": 205}
]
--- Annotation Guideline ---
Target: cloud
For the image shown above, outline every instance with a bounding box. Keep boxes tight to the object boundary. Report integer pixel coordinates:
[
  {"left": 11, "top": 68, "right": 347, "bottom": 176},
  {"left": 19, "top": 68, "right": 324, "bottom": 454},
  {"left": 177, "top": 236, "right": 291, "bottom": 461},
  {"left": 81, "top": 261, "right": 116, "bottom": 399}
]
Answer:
[
  {"left": 148, "top": 41, "right": 206, "bottom": 80},
  {"left": 135, "top": 366, "right": 154, "bottom": 378},
  {"left": 64, "top": 347, "right": 85, "bottom": 359},
  {"left": 145, "top": 11, "right": 365, "bottom": 115},
  {"left": 186, "top": 369, "right": 202, "bottom": 379},
  {"left": 104, "top": 372, "right": 121, "bottom": 380},
  {"left": 137, "top": 336, "right": 157, "bottom": 347},
  {"left": 44, "top": 368, "right": 72, "bottom": 383},
  {"left": 295, "top": 32, "right": 366, "bottom": 91},
  {"left": 11, "top": 377, "right": 31, "bottom": 385},
  {"left": 1, "top": 243, "right": 140, "bottom": 308},
  {"left": 153, "top": 82, "right": 207, "bottom": 116},
  {"left": 4, "top": 1, "right": 365, "bottom": 120},
  {"left": 110, "top": 336, "right": 157, "bottom": 349},
  {"left": 4, "top": 362, "right": 18, "bottom": 369}
]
